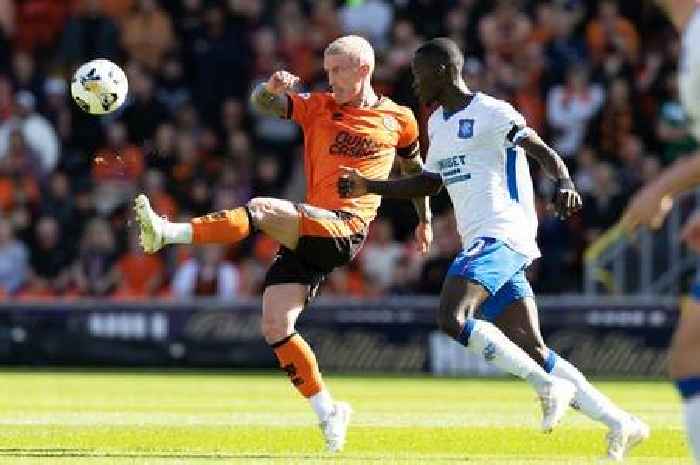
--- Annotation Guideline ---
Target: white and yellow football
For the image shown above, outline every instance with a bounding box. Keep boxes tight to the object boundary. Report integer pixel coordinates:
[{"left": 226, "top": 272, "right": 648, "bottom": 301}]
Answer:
[{"left": 70, "top": 59, "right": 128, "bottom": 115}]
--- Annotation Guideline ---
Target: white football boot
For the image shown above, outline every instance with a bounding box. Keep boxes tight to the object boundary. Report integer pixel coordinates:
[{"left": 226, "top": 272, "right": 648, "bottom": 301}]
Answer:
[
  {"left": 539, "top": 378, "right": 577, "bottom": 433},
  {"left": 319, "top": 401, "right": 352, "bottom": 452},
  {"left": 606, "top": 415, "right": 650, "bottom": 461},
  {"left": 133, "top": 194, "right": 166, "bottom": 253}
]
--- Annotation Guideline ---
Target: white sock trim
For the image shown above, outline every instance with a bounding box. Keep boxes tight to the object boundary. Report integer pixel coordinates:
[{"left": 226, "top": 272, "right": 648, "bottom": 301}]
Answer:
[
  {"left": 164, "top": 222, "right": 192, "bottom": 244},
  {"left": 685, "top": 395, "right": 700, "bottom": 462},
  {"left": 309, "top": 389, "right": 334, "bottom": 422}
]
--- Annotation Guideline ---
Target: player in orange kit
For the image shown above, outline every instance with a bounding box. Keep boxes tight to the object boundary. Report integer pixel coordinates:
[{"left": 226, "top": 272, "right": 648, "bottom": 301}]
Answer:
[{"left": 133, "top": 35, "right": 431, "bottom": 452}]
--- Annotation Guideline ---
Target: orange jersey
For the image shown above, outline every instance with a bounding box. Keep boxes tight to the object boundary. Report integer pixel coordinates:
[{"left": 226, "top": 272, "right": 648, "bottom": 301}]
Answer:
[{"left": 288, "top": 92, "right": 419, "bottom": 225}]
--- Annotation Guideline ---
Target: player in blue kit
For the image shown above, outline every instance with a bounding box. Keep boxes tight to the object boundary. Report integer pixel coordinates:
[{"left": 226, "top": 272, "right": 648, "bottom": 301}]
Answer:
[{"left": 339, "top": 37, "right": 649, "bottom": 460}]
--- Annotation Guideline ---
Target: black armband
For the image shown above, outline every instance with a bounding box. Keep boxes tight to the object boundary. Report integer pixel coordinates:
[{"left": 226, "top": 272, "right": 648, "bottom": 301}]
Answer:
[
  {"left": 506, "top": 124, "right": 529, "bottom": 144},
  {"left": 397, "top": 140, "right": 419, "bottom": 159}
]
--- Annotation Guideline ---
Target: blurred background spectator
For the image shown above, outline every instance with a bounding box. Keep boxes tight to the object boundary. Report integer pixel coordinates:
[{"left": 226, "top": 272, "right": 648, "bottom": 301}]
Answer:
[
  {"left": 172, "top": 244, "right": 239, "bottom": 299},
  {"left": 69, "top": 217, "right": 120, "bottom": 297},
  {"left": 0, "top": 0, "right": 694, "bottom": 300},
  {"left": 546, "top": 65, "right": 604, "bottom": 160},
  {"left": 0, "top": 90, "right": 59, "bottom": 174},
  {"left": 0, "top": 217, "right": 28, "bottom": 297},
  {"left": 57, "top": 0, "right": 120, "bottom": 71}
]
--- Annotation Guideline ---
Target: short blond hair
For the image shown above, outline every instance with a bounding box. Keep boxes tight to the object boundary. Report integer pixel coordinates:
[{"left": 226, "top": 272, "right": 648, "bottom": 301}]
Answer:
[{"left": 324, "top": 35, "right": 375, "bottom": 74}]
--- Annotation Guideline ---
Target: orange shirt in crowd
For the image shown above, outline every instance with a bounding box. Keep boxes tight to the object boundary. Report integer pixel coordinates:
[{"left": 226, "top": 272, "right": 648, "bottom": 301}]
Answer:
[
  {"left": 120, "top": 8, "right": 175, "bottom": 70},
  {"left": 117, "top": 253, "right": 163, "bottom": 296},
  {"left": 0, "top": 177, "right": 39, "bottom": 212},
  {"left": 586, "top": 18, "right": 640, "bottom": 63}
]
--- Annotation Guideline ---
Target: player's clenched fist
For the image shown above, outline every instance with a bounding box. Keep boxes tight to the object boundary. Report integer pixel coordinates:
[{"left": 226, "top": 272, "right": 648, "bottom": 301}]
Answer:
[
  {"left": 265, "top": 71, "right": 300, "bottom": 95},
  {"left": 553, "top": 178, "right": 582, "bottom": 220},
  {"left": 338, "top": 166, "right": 369, "bottom": 198}
]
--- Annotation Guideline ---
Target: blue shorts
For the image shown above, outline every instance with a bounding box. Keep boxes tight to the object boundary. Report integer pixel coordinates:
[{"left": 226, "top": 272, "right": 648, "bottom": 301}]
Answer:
[{"left": 446, "top": 237, "right": 534, "bottom": 321}]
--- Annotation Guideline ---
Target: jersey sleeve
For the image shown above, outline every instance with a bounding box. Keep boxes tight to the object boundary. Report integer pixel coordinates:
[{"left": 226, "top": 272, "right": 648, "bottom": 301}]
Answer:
[
  {"left": 395, "top": 107, "right": 420, "bottom": 159},
  {"left": 287, "top": 92, "right": 325, "bottom": 127},
  {"left": 490, "top": 101, "right": 528, "bottom": 145}
]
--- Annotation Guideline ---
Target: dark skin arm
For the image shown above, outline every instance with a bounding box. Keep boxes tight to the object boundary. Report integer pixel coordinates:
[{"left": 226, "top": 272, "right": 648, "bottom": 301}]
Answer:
[
  {"left": 339, "top": 167, "right": 439, "bottom": 254},
  {"left": 396, "top": 144, "right": 432, "bottom": 223},
  {"left": 396, "top": 145, "right": 433, "bottom": 254},
  {"left": 338, "top": 167, "right": 443, "bottom": 199},
  {"left": 517, "top": 129, "right": 582, "bottom": 219},
  {"left": 339, "top": 129, "right": 581, "bottom": 219}
]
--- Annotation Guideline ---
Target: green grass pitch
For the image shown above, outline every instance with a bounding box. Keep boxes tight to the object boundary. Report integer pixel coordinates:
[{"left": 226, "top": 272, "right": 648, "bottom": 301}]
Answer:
[{"left": 0, "top": 371, "right": 692, "bottom": 464}]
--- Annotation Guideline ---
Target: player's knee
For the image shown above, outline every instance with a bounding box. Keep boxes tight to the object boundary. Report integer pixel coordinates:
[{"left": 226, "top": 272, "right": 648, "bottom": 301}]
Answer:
[
  {"left": 260, "top": 312, "right": 293, "bottom": 345},
  {"left": 246, "top": 197, "right": 271, "bottom": 226}
]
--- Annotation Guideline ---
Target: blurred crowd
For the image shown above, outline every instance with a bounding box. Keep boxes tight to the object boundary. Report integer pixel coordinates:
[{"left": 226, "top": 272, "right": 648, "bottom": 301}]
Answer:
[{"left": 0, "top": 0, "right": 693, "bottom": 300}]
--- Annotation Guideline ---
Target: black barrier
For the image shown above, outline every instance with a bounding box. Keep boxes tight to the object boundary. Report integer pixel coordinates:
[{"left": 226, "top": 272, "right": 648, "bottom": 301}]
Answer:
[{"left": 0, "top": 297, "right": 679, "bottom": 376}]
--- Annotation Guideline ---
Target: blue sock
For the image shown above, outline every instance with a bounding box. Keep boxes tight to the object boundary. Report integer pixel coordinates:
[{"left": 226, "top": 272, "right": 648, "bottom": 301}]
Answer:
[
  {"left": 676, "top": 377, "right": 700, "bottom": 400},
  {"left": 456, "top": 319, "right": 477, "bottom": 346},
  {"left": 543, "top": 349, "right": 558, "bottom": 374}
]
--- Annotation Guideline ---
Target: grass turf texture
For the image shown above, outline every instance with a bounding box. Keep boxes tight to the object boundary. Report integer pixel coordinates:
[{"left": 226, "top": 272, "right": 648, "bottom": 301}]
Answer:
[{"left": 0, "top": 371, "right": 691, "bottom": 464}]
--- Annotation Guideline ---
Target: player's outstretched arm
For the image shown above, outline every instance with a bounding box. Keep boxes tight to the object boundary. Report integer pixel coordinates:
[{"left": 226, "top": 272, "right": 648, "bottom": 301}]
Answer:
[
  {"left": 652, "top": 154, "right": 700, "bottom": 198},
  {"left": 250, "top": 71, "right": 299, "bottom": 118},
  {"left": 337, "top": 166, "right": 443, "bottom": 199},
  {"left": 621, "top": 153, "right": 700, "bottom": 232},
  {"left": 517, "top": 129, "right": 582, "bottom": 219}
]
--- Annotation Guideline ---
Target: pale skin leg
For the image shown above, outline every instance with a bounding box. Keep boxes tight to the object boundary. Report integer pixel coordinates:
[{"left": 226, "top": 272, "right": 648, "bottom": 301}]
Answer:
[
  {"left": 146, "top": 194, "right": 307, "bottom": 340},
  {"left": 245, "top": 197, "right": 306, "bottom": 341},
  {"left": 261, "top": 284, "right": 307, "bottom": 344},
  {"left": 247, "top": 197, "right": 301, "bottom": 251}
]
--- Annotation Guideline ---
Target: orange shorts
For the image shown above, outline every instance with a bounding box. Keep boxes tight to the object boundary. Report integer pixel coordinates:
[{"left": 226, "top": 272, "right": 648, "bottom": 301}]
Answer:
[
  {"left": 263, "top": 204, "right": 367, "bottom": 302},
  {"left": 297, "top": 204, "right": 366, "bottom": 239}
]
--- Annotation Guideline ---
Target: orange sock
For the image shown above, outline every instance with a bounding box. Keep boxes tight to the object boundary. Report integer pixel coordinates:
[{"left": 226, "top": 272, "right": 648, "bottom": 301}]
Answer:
[
  {"left": 272, "top": 333, "right": 324, "bottom": 398},
  {"left": 191, "top": 207, "right": 251, "bottom": 244}
]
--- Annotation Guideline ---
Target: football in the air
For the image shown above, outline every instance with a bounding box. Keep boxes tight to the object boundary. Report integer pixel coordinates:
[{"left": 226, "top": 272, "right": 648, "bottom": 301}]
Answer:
[{"left": 70, "top": 59, "right": 128, "bottom": 115}]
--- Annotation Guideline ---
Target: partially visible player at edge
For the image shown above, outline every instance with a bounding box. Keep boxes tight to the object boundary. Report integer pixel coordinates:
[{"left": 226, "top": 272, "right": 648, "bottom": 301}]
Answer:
[
  {"left": 339, "top": 37, "right": 649, "bottom": 460},
  {"left": 621, "top": 1, "right": 700, "bottom": 462},
  {"left": 133, "top": 35, "right": 431, "bottom": 452}
]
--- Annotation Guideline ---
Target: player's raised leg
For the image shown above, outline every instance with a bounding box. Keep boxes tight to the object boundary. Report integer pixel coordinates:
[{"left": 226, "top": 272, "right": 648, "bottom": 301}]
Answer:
[
  {"left": 493, "top": 295, "right": 649, "bottom": 461},
  {"left": 438, "top": 276, "right": 575, "bottom": 432},
  {"left": 262, "top": 284, "right": 350, "bottom": 452},
  {"left": 135, "top": 194, "right": 349, "bottom": 451},
  {"left": 670, "top": 297, "right": 700, "bottom": 463},
  {"left": 134, "top": 195, "right": 300, "bottom": 252}
]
